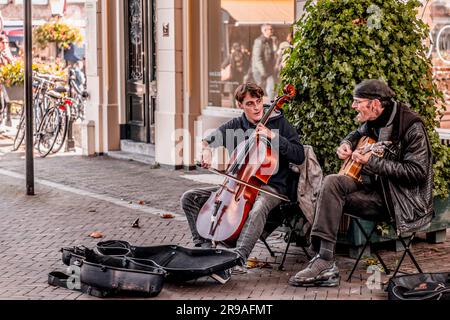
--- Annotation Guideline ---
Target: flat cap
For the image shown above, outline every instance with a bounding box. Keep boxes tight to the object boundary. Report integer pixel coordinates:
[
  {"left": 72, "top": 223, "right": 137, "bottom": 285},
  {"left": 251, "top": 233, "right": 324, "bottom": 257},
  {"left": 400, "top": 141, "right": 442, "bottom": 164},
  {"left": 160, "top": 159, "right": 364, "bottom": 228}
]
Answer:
[{"left": 353, "top": 79, "right": 395, "bottom": 100}]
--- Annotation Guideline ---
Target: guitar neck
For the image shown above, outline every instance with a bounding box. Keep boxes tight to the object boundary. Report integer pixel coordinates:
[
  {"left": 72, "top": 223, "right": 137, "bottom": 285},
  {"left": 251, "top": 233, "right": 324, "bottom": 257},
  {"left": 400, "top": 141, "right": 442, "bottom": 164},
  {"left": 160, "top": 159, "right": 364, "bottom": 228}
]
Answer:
[{"left": 360, "top": 144, "right": 375, "bottom": 155}]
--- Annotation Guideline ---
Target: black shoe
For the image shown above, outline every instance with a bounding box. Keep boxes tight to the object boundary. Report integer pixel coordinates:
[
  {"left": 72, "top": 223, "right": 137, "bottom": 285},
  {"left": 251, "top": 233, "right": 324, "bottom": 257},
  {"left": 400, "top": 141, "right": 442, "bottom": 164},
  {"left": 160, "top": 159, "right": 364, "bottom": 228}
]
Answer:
[
  {"left": 210, "top": 268, "right": 232, "bottom": 284},
  {"left": 200, "top": 241, "right": 214, "bottom": 249},
  {"left": 194, "top": 241, "right": 213, "bottom": 249}
]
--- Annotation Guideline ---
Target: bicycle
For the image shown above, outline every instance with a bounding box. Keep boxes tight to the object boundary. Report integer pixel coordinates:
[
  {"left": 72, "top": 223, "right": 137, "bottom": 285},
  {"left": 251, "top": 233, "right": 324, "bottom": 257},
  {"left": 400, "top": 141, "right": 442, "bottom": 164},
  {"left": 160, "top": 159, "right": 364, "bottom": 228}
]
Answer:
[
  {"left": 34, "top": 81, "right": 77, "bottom": 157},
  {"left": 12, "top": 73, "right": 65, "bottom": 152}
]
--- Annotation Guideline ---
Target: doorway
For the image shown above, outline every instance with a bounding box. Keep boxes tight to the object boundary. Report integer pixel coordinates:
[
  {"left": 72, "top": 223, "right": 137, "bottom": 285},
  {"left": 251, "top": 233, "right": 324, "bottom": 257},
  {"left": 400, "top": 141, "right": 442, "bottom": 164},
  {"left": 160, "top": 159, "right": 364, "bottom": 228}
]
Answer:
[{"left": 123, "top": 0, "right": 156, "bottom": 143}]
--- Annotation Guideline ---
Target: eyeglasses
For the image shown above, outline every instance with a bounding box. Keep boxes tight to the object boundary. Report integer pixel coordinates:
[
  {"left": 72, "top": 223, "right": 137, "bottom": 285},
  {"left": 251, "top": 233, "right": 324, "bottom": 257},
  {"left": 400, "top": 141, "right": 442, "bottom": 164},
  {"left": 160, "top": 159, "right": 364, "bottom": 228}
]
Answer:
[
  {"left": 352, "top": 99, "right": 372, "bottom": 107},
  {"left": 244, "top": 98, "right": 262, "bottom": 108}
]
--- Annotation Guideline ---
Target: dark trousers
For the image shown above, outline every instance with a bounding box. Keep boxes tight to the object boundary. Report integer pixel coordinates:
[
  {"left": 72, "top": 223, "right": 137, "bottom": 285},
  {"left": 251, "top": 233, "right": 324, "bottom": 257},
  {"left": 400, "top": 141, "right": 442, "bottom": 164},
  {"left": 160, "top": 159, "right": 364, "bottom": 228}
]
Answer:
[{"left": 310, "top": 174, "right": 388, "bottom": 246}]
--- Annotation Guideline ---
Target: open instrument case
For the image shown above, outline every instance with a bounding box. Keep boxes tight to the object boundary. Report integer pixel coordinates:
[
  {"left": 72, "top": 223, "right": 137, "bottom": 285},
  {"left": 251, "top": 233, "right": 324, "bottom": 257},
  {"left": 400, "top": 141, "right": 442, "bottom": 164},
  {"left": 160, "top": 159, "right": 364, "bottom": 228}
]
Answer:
[{"left": 49, "top": 240, "right": 241, "bottom": 298}]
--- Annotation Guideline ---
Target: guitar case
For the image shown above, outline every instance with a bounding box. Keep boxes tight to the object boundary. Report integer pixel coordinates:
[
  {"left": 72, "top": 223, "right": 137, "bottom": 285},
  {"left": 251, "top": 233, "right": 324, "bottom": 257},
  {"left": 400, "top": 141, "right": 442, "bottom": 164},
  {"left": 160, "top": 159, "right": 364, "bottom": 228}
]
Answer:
[{"left": 50, "top": 240, "right": 241, "bottom": 297}]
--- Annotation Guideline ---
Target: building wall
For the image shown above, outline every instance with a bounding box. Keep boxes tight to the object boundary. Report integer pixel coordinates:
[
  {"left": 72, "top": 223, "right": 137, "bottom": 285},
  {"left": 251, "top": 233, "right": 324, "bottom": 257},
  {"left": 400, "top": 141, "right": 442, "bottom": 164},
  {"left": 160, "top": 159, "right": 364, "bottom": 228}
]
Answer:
[
  {"left": 79, "top": 0, "right": 449, "bottom": 169},
  {"left": 154, "top": 0, "right": 184, "bottom": 168},
  {"left": 81, "top": 0, "right": 120, "bottom": 156},
  {"left": 425, "top": 1, "right": 450, "bottom": 128},
  {"left": 79, "top": 0, "right": 317, "bottom": 168},
  {"left": 81, "top": 0, "right": 189, "bottom": 167}
]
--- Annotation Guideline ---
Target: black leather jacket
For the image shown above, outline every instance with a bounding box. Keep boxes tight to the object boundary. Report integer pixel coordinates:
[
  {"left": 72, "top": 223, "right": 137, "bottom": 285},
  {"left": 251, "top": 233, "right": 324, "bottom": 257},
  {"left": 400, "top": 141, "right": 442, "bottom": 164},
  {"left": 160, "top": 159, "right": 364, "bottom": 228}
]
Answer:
[{"left": 342, "top": 103, "right": 434, "bottom": 234}]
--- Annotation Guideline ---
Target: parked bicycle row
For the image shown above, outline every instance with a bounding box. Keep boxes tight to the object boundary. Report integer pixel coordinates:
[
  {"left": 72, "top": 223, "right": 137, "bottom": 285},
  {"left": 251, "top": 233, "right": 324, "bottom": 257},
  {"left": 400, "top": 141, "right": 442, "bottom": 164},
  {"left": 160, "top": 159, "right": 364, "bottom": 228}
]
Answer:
[{"left": 12, "top": 68, "right": 88, "bottom": 157}]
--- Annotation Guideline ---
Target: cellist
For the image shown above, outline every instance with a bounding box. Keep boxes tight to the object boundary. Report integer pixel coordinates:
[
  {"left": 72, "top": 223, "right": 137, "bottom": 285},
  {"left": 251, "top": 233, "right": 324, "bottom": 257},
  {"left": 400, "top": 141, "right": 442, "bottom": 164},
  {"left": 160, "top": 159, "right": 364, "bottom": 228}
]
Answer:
[{"left": 181, "top": 82, "right": 305, "bottom": 283}]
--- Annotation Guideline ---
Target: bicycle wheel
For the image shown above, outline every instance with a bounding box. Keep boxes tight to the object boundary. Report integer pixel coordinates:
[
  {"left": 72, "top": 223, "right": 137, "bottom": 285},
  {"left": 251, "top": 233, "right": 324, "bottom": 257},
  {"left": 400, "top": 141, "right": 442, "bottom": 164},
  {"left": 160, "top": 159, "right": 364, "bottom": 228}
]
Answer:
[
  {"left": 36, "top": 107, "right": 61, "bottom": 158},
  {"left": 12, "top": 115, "right": 26, "bottom": 151},
  {"left": 50, "top": 110, "right": 68, "bottom": 154}
]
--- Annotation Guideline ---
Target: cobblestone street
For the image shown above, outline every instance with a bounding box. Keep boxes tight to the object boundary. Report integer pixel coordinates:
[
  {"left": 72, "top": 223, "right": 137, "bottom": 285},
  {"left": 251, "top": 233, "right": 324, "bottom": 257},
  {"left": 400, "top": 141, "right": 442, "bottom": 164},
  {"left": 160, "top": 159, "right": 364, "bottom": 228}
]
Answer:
[{"left": 0, "top": 135, "right": 449, "bottom": 300}]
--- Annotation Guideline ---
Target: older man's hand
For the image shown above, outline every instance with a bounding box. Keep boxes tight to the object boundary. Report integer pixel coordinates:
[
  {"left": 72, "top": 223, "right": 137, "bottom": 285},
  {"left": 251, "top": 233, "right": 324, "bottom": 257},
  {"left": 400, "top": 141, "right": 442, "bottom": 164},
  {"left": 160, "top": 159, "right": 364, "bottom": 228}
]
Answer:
[
  {"left": 337, "top": 143, "right": 353, "bottom": 160},
  {"left": 351, "top": 149, "right": 372, "bottom": 165}
]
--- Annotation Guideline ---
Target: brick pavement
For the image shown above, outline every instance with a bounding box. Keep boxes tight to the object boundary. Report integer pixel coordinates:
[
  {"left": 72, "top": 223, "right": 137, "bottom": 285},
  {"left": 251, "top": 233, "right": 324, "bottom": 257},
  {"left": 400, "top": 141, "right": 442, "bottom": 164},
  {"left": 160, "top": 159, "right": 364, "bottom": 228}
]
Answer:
[{"left": 0, "top": 137, "right": 449, "bottom": 300}]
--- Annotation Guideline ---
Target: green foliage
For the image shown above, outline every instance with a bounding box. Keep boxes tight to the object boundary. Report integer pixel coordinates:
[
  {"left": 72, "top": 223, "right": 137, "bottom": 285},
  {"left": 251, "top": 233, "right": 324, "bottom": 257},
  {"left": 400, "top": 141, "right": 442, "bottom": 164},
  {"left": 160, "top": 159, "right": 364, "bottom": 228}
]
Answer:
[{"left": 281, "top": 0, "right": 450, "bottom": 198}]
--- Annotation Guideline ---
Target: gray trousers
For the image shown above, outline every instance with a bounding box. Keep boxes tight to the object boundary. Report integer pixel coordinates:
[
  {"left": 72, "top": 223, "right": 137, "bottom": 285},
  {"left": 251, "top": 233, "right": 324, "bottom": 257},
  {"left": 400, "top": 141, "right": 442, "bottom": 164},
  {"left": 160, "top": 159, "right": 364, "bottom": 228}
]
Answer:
[
  {"left": 310, "top": 174, "right": 388, "bottom": 246},
  {"left": 181, "top": 185, "right": 282, "bottom": 261}
]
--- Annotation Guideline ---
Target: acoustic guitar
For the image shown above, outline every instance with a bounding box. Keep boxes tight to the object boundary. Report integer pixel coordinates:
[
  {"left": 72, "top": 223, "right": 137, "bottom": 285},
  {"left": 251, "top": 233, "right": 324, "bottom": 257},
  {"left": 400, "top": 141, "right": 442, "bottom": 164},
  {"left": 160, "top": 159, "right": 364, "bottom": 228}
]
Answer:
[{"left": 338, "top": 136, "right": 391, "bottom": 182}]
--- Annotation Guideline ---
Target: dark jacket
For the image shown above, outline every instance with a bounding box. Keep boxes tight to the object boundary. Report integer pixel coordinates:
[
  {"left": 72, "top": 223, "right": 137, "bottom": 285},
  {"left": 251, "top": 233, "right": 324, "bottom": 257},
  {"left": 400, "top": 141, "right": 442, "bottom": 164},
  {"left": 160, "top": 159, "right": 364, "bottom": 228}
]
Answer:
[
  {"left": 342, "top": 102, "right": 434, "bottom": 234},
  {"left": 204, "top": 107, "right": 305, "bottom": 196}
]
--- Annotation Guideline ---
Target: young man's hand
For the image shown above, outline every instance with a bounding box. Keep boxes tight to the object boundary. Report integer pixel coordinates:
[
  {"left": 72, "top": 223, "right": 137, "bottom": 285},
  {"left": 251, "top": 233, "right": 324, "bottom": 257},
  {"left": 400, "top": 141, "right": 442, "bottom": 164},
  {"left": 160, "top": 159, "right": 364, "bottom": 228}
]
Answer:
[
  {"left": 337, "top": 142, "right": 353, "bottom": 160},
  {"left": 255, "top": 123, "right": 276, "bottom": 139},
  {"left": 201, "top": 141, "right": 213, "bottom": 169}
]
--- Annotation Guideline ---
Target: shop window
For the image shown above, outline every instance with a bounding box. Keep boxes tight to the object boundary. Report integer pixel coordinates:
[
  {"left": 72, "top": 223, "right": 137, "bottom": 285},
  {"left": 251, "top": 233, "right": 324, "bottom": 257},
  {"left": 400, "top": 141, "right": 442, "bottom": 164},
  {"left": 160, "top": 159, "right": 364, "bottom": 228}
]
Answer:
[
  {"left": 420, "top": 0, "right": 450, "bottom": 112},
  {"left": 207, "top": 0, "right": 295, "bottom": 108},
  {"left": 205, "top": 0, "right": 448, "bottom": 112}
]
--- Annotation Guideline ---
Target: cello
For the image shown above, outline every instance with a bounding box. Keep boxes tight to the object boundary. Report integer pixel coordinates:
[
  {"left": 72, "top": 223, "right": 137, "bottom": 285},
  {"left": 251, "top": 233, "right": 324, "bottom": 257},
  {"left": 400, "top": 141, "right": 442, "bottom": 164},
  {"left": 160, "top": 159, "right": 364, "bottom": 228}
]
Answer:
[{"left": 196, "top": 84, "right": 297, "bottom": 247}]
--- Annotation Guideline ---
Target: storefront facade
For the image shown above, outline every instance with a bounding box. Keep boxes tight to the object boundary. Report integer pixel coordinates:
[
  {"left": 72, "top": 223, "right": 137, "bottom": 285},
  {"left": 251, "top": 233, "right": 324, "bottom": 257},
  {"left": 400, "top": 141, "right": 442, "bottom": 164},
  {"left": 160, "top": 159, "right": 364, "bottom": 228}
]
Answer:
[
  {"left": 81, "top": 0, "right": 303, "bottom": 168},
  {"left": 422, "top": 0, "right": 450, "bottom": 127},
  {"left": 81, "top": 0, "right": 449, "bottom": 168}
]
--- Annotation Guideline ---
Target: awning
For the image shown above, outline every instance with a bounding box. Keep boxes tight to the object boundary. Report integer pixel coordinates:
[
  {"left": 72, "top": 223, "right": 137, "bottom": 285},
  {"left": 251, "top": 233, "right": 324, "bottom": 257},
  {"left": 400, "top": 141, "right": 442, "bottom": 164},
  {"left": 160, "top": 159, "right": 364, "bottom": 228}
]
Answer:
[
  {"left": 4, "top": 29, "right": 24, "bottom": 43},
  {"left": 221, "top": 0, "right": 295, "bottom": 25}
]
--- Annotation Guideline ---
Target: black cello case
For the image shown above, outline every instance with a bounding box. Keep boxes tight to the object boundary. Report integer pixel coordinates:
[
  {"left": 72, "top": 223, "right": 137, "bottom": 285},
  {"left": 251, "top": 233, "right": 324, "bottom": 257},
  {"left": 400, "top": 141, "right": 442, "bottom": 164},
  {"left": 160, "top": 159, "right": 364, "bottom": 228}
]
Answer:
[{"left": 49, "top": 240, "right": 241, "bottom": 298}]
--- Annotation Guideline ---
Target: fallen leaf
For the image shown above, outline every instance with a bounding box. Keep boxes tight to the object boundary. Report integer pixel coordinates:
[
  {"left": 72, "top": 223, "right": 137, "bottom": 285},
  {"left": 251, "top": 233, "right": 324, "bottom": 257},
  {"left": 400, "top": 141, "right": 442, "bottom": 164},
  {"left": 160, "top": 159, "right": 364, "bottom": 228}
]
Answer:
[
  {"left": 138, "top": 200, "right": 145, "bottom": 205},
  {"left": 150, "top": 163, "right": 160, "bottom": 169},
  {"left": 246, "top": 257, "right": 271, "bottom": 269},
  {"left": 132, "top": 218, "right": 140, "bottom": 228},
  {"left": 160, "top": 213, "right": 175, "bottom": 219},
  {"left": 247, "top": 259, "right": 258, "bottom": 269},
  {"left": 89, "top": 231, "right": 103, "bottom": 239}
]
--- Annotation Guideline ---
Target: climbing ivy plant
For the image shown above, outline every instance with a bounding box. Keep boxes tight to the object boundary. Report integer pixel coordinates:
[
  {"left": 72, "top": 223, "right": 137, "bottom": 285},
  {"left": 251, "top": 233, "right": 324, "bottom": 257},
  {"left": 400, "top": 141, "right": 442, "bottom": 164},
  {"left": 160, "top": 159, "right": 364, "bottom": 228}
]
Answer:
[{"left": 281, "top": 0, "right": 450, "bottom": 198}]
